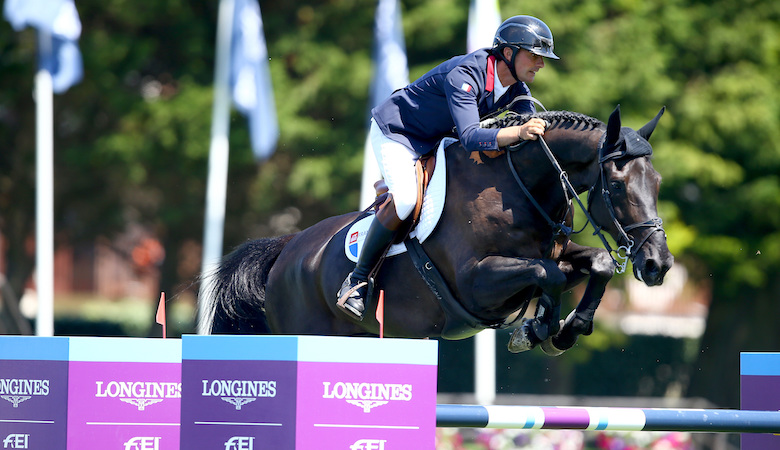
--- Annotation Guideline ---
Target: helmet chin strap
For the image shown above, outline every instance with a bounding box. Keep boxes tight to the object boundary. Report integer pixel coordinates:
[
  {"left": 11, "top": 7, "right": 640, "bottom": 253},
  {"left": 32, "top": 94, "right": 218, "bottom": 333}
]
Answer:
[{"left": 496, "top": 46, "right": 521, "bottom": 83}]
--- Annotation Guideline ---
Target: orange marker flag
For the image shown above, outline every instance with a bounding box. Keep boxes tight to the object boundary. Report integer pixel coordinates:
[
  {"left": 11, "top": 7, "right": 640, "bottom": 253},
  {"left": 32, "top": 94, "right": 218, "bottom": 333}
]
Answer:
[
  {"left": 156, "top": 292, "right": 167, "bottom": 339},
  {"left": 376, "top": 290, "right": 385, "bottom": 339}
]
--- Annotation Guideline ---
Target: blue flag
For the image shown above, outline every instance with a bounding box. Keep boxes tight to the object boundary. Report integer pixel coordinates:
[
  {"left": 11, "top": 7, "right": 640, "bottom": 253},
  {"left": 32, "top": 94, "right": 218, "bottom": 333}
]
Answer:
[
  {"left": 4, "top": 0, "right": 83, "bottom": 93},
  {"left": 369, "top": 0, "right": 409, "bottom": 108},
  {"left": 230, "top": 0, "right": 279, "bottom": 161}
]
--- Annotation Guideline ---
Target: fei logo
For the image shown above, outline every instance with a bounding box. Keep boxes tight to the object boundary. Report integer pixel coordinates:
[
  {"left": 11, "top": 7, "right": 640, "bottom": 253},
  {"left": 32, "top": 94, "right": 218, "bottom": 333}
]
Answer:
[
  {"left": 0, "top": 378, "right": 49, "bottom": 408},
  {"left": 224, "top": 436, "right": 254, "bottom": 450},
  {"left": 123, "top": 436, "right": 160, "bottom": 450},
  {"left": 2, "top": 434, "right": 29, "bottom": 449},
  {"left": 350, "top": 439, "right": 386, "bottom": 450},
  {"left": 322, "top": 381, "right": 412, "bottom": 413}
]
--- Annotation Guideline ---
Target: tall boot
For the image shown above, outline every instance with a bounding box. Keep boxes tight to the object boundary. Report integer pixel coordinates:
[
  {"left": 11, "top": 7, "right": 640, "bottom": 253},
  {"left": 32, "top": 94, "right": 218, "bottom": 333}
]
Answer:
[{"left": 336, "top": 200, "right": 402, "bottom": 320}]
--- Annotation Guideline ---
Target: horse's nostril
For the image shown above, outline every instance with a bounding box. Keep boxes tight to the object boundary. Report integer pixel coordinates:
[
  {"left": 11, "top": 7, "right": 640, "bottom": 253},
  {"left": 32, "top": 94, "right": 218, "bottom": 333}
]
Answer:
[{"left": 644, "top": 259, "right": 661, "bottom": 282}]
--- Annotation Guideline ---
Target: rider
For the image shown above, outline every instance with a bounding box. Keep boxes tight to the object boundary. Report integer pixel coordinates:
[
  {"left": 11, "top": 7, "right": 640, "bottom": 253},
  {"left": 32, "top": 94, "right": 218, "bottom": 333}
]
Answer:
[{"left": 336, "top": 15, "right": 560, "bottom": 320}]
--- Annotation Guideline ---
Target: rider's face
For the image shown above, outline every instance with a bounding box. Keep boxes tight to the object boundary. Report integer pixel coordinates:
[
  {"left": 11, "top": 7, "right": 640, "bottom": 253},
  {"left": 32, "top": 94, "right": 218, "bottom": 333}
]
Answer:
[{"left": 506, "top": 47, "right": 545, "bottom": 84}]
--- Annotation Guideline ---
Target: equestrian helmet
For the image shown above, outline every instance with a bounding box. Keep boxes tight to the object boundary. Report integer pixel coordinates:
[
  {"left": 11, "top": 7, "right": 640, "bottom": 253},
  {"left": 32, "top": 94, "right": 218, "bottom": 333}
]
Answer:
[{"left": 493, "top": 15, "right": 559, "bottom": 60}]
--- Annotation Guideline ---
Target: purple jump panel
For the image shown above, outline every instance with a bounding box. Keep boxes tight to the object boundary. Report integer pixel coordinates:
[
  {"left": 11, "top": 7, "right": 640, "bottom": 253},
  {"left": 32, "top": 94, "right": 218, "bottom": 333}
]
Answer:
[
  {"left": 66, "top": 337, "right": 181, "bottom": 450},
  {"left": 180, "top": 335, "right": 438, "bottom": 450},
  {"left": 741, "top": 352, "right": 780, "bottom": 449},
  {"left": 0, "top": 336, "right": 69, "bottom": 450},
  {"left": 180, "top": 335, "right": 299, "bottom": 450},
  {"left": 295, "top": 336, "right": 438, "bottom": 449}
]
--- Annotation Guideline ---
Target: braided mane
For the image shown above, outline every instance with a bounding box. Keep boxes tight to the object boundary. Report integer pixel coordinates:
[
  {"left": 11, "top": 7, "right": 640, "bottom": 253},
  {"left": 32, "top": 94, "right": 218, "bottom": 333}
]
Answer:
[
  {"left": 467, "top": 110, "right": 605, "bottom": 164},
  {"left": 482, "top": 110, "right": 604, "bottom": 132}
]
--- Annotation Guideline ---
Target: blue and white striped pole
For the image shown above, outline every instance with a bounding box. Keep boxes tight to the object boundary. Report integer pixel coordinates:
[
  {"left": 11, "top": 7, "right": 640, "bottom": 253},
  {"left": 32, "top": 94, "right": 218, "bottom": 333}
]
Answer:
[{"left": 436, "top": 404, "right": 780, "bottom": 434}]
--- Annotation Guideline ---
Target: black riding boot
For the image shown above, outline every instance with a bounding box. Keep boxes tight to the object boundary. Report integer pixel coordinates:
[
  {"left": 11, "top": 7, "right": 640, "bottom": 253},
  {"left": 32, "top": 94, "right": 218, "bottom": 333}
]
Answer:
[{"left": 336, "top": 216, "right": 396, "bottom": 321}]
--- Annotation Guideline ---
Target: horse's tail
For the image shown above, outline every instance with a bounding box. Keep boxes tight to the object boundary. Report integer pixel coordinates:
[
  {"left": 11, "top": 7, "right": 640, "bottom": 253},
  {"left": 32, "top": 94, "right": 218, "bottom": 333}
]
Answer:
[{"left": 198, "top": 234, "right": 296, "bottom": 335}]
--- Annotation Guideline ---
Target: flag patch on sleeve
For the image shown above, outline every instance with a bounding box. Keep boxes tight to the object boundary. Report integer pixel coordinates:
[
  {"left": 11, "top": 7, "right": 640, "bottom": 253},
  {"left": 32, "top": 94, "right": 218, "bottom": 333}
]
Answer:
[{"left": 461, "top": 82, "right": 473, "bottom": 93}]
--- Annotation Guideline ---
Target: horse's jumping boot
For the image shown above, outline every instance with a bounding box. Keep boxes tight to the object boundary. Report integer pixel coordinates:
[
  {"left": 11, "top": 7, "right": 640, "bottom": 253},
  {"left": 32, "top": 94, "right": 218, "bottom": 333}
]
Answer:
[
  {"left": 546, "top": 309, "right": 595, "bottom": 353},
  {"left": 540, "top": 319, "right": 568, "bottom": 356}
]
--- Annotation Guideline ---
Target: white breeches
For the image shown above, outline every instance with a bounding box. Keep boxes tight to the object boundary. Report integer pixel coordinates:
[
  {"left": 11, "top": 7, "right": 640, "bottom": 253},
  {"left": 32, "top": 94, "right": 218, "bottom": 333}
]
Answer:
[{"left": 369, "top": 119, "right": 419, "bottom": 220}]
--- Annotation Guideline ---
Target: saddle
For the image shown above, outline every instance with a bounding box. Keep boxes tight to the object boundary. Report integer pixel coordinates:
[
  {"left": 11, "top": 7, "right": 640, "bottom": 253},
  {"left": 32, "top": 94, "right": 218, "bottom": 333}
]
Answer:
[{"left": 371, "top": 152, "right": 436, "bottom": 243}]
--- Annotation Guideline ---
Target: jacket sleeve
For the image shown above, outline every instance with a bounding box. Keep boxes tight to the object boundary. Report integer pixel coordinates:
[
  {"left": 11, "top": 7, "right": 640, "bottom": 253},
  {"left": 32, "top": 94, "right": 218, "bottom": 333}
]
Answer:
[{"left": 443, "top": 66, "right": 501, "bottom": 151}]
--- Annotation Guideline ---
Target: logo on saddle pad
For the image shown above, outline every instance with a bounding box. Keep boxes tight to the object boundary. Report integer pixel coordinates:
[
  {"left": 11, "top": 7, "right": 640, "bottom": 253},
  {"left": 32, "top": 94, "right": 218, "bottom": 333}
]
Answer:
[
  {"left": 348, "top": 231, "right": 362, "bottom": 259},
  {"left": 344, "top": 139, "right": 450, "bottom": 262}
]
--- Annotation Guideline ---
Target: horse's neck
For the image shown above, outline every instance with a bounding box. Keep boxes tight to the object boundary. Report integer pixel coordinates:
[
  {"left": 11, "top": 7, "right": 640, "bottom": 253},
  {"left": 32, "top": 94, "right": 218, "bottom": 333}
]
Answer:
[
  {"left": 546, "top": 127, "right": 603, "bottom": 194},
  {"left": 441, "top": 126, "right": 603, "bottom": 217}
]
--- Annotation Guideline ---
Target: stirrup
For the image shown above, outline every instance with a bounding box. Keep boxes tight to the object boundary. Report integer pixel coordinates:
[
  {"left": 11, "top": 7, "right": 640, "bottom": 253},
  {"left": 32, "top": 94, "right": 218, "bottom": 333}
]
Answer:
[{"left": 336, "top": 275, "right": 368, "bottom": 321}]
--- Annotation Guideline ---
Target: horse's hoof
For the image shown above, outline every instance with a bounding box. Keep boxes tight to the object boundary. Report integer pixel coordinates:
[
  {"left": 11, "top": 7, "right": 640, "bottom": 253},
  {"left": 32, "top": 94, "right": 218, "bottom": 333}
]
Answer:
[
  {"left": 540, "top": 337, "right": 565, "bottom": 357},
  {"left": 507, "top": 322, "right": 539, "bottom": 353},
  {"left": 507, "top": 329, "right": 534, "bottom": 353}
]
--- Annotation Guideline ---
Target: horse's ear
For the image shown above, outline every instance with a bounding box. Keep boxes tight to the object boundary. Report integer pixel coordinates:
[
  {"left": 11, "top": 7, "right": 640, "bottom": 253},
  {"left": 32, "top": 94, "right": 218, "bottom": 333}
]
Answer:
[
  {"left": 605, "top": 105, "right": 622, "bottom": 147},
  {"left": 638, "top": 106, "right": 666, "bottom": 141}
]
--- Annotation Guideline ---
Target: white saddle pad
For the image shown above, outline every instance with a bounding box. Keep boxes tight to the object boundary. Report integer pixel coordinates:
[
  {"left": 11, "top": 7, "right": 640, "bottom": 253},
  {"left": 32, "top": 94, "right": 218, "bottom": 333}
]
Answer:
[{"left": 344, "top": 138, "right": 455, "bottom": 262}]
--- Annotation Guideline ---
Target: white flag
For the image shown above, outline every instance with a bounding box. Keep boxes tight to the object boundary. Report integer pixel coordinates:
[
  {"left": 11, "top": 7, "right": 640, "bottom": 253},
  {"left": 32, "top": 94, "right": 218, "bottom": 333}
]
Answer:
[{"left": 467, "top": 0, "right": 501, "bottom": 53}]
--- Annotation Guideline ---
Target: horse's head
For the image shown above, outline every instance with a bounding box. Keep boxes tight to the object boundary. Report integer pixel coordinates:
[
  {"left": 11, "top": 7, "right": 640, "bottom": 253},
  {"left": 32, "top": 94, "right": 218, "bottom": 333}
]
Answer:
[{"left": 588, "top": 105, "right": 674, "bottom": 286}]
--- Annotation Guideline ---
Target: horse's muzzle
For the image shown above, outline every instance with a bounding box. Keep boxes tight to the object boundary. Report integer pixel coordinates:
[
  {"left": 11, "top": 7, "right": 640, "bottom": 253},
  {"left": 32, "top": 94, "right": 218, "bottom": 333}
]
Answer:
[{"left": 633, "top": 244, "right": 674, "bottom": 286}]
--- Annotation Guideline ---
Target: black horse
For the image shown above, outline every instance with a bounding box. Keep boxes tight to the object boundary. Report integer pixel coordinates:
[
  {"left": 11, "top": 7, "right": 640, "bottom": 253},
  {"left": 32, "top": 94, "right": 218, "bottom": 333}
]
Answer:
[{"left": 200, "top": 106, "right": 674, "bottom": 355}]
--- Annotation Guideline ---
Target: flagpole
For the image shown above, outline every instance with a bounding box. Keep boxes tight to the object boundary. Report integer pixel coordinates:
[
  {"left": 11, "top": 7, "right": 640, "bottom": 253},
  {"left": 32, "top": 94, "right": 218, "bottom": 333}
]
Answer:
[
  {"left": 360, "top": 0, "right": 409, "bottom": 209},
  {"left": 35, "top": 29, "right": 55, "bottom": 337},
  {"left": 198, "top": 0, "right": 235, "bottom": 332},
  {"left": 468, "top": 0, "right": 501, "bottom": 406}
]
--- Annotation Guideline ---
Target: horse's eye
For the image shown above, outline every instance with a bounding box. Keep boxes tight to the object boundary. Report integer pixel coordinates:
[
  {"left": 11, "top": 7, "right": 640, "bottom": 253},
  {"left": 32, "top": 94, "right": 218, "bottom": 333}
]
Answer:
[{"left": 610, "top": 181, "right": 624, "bottom": 191}]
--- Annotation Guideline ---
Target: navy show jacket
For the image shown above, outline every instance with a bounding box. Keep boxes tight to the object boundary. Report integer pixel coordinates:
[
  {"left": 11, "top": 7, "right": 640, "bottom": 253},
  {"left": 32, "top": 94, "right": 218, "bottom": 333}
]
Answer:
[{"left": 371, "top": 48, "right": 535, "bottom": 157}]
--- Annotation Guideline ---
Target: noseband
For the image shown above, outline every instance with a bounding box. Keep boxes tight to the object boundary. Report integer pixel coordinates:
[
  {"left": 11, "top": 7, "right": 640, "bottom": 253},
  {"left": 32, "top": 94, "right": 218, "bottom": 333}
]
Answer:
[{"left": 506, "top": 133, "right": 666, "bottom": 274}]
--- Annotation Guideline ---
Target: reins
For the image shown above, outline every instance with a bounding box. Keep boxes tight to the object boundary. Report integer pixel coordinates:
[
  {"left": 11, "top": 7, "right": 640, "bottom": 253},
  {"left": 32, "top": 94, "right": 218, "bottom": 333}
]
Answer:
[
  {"left": 506, "top": 131, "right": 665, "bottom": 274},
  {"left": 505, "top": 143, "right": 574, "bottom": 242}
]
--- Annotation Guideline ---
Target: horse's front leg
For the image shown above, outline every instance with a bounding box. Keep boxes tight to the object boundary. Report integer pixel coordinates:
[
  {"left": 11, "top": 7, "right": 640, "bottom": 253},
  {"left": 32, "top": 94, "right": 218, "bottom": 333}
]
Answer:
[
  {"left": 543, "top": 242, "right": 615, "bottom": 355},
  {"left": 464, "top": 256, "right": 567, "bottom": 353}
]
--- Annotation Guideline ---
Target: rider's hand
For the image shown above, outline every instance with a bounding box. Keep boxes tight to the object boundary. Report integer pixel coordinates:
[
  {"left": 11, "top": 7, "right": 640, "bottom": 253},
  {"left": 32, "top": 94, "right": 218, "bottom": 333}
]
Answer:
[
  {"left": 496, "top": 118, "right": 548, "bottom": 147},
  {"left": 517, "top": 118, "right": 546, "bottom": 141}
]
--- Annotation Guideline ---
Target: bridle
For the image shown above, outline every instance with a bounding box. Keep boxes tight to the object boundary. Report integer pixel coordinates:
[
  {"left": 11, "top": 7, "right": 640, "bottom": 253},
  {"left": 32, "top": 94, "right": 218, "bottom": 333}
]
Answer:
[
  {"left": 587, "top": 140, "right": 666, "bottom": 273},
  {"left": 506, "top": 128, "right": 666, "bottom": 274}
]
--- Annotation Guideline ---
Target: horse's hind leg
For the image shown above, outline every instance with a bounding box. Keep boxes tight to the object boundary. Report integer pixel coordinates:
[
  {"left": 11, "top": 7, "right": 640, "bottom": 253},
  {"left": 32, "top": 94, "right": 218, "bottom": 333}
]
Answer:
[{"left": 507, "top": 292, "right": 562, "bottom": 353}]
